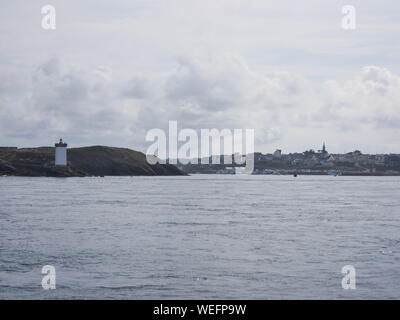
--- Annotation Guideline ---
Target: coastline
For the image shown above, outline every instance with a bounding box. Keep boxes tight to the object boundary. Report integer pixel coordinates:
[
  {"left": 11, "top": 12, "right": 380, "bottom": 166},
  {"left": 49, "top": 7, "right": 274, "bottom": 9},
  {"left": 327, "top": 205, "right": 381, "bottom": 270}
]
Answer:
[{"left": 0, "top": 146, "right": 186, "bottom": 177}]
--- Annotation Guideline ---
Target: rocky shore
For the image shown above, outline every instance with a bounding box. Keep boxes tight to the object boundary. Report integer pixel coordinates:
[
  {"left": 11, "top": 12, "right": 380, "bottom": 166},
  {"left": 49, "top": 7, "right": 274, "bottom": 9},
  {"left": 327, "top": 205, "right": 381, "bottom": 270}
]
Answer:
[{"left": 0, "top": 146, "right": 186, "bottom": 177}]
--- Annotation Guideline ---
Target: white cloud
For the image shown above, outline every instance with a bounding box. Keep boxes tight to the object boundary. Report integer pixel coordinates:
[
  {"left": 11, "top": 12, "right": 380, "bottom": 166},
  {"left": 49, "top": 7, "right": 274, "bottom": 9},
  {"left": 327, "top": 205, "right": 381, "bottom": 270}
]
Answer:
[
  {"left": 1, "top": 1, "right": 400, "bottom": 152},
  {"left": 1, "top": 53, "right": 399, "bottom": 153}
]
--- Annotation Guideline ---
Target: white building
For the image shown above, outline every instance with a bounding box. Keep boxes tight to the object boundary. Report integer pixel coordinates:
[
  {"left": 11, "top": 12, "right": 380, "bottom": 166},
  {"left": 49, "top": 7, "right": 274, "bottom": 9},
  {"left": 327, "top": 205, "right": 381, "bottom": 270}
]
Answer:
[
  {"left": 55, "top": 138, "right": 68, "bottom": 166},
  {"left": 273, "top": 149, "right": 282, "bottom": 159}
]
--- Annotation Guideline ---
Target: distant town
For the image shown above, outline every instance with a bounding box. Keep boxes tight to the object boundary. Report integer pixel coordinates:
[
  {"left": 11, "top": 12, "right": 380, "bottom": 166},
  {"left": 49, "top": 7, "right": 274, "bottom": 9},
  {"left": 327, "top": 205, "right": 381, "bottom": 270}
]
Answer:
[{"left": 176, "top": 143, "right": 400, "bottom": 176}]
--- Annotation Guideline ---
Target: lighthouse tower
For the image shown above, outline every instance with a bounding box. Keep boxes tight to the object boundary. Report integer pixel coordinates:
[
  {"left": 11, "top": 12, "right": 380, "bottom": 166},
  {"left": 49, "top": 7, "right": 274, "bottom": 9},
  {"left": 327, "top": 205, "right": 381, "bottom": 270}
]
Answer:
[{"left": 55, "top": 138, "right": 68, "bottom": 166}]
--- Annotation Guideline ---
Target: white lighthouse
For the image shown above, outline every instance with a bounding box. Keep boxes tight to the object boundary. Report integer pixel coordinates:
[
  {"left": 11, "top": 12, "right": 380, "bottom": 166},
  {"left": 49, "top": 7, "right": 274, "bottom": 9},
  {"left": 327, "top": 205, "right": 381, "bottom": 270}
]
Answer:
[{"left": 55, "top": 138, "right": 68, "bottom": 166}]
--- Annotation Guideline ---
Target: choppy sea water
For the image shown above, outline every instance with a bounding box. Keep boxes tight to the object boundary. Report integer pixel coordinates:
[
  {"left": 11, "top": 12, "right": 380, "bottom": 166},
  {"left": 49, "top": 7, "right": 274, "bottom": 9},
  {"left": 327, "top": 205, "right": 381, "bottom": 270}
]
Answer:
[{"left": 1, "top": 175, "right": 400, "bottom": 299}]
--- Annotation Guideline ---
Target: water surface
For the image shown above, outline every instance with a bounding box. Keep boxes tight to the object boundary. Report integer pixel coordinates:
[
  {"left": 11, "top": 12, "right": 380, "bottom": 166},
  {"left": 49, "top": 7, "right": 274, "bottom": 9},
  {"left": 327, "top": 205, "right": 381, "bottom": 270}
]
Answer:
[{"left": 1, "top": 175, "right": 399, "bottom": 299}]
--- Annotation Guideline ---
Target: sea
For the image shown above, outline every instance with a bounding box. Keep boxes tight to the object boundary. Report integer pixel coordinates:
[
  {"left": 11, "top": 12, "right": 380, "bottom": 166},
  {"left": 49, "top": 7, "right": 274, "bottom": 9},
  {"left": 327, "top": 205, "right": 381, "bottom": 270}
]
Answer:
[{"left": 1, "top": 175, "right": 399, "bottom": 299}]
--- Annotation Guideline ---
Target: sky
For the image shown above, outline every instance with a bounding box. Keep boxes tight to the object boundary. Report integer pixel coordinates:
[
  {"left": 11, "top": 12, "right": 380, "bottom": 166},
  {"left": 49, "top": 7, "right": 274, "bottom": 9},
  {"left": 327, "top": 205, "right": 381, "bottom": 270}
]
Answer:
[{"left": 0, "top": 0, "right": 400, "bottom": 154}]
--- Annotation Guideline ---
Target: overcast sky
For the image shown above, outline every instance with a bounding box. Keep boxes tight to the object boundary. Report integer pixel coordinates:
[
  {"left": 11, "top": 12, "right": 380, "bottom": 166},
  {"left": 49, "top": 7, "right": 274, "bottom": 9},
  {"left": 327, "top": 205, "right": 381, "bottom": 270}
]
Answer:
[{"left": 1, "top": 0, "right": 399, "bottom": 153}]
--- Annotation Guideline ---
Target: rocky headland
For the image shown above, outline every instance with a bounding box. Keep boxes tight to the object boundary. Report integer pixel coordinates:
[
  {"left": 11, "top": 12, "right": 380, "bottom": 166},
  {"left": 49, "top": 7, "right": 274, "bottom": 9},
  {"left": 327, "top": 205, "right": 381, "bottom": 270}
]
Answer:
[{"left": 0, "top": 146, "right": 186, "bottom": 177}]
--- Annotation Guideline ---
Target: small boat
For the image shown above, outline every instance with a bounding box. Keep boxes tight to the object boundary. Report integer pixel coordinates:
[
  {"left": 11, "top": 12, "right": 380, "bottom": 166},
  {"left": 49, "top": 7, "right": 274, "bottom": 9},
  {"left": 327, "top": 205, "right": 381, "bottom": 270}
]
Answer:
[{"left": 328, "top": 170, "right": 342, "bottom": 176}]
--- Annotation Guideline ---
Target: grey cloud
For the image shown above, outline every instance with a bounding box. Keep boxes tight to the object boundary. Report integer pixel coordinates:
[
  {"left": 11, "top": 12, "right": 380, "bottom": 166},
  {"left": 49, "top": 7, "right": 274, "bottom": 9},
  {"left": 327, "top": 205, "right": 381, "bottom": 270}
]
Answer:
[
  {"left": 123, "top": 76, "right": 152, "bottom": 99},
  {"left": 1, "top": 55, "right": 400, "bottom": 153}
]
